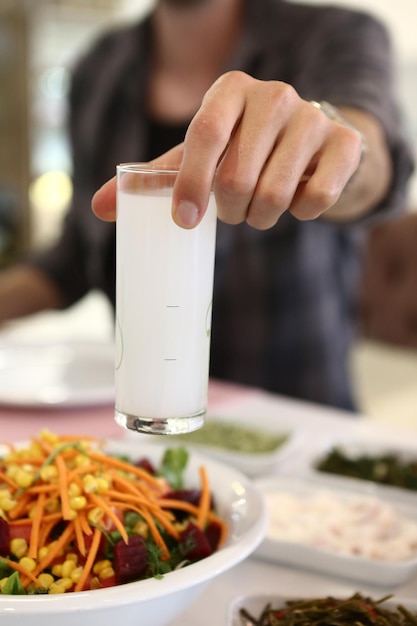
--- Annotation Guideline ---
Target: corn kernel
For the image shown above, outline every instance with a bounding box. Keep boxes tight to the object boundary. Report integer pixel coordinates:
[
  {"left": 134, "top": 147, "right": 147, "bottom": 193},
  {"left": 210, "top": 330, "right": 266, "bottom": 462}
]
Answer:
[
  {"left": 69, "top": 495, "right": 87, "bottom": 510},
  {"left": 51, "top": 564, "right": 63, "bottom": 577},
  {"left": 74, "top": 454, "right": 90, "bottom": 467},
  {"left": 38, "top": 573, "right": 54, "bottom": 589},
  {"left": 48, "top": 583, "right": 67, "bottom": 594},
  {"left": 40, "top": 465, "right": 58, "bottom": 482},
  {"left": 6, "top": 464, "right": 19, "bottom": 479},
  {"left": 40, "top": 430, "right": 59, "bottom": 444},
  {"left": 99, "top": 567, "right": 115, "bottom": 581},
  {"left": 70, "top": 566, "right": 83, "bottom": 583},
  {"left": 68, "top": 482, "right": 81, "bottom": 497},
  {"left": 38, "top": 546, "right": 49, "bottom": 561},
  {"left": 82, "top": 474, "right": 98, "bottom": 493},
  {"left": 54, "top": 577, "right": 73, "bottom": 591},
  {"left": 133, "top": 520, "right": 148, "bottom": 537},
  {"left": 15, "top": 469, "right": 34, "bottom": 488},
  {"left": 87, "top": 507, "right": 104, "bottom": 524},
  {"left": 45, "top": 499, "right": 60, "bottom": 513},
  {"left": 66, "top": 553, "right": 78, "bottom": 564},
  {"left": 90, "top": 576, "right": 101, "bottom": 590},
  {"left": 19, "top": 557, "right": 36, "bottom": 572},
  {"left": 28, "top": 442, "right": 43, "bottom": 458},
  {"left": 96, "top": 477, "right": 110, "bottom": 494},
  {"left": 61, "top": 560, "right": 77, "bottom": 578},
  {"left": 0, "top": 496, "right": 17, "bottom": 512},
  {"left": 47, "top": 540, "right": 64, "bottom": 557},
  {"left": 10, "top": 538, "right": 28, "bottom": 559},
  {"left": 93, "top": 559, "right": 112, "bottom": 575}
]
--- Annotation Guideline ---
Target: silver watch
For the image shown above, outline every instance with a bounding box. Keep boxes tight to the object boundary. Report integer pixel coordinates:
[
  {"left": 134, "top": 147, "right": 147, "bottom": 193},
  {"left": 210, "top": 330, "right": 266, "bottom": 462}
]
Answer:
[{"left": 310, "top": 100, "right": 367, "bottom": 160}]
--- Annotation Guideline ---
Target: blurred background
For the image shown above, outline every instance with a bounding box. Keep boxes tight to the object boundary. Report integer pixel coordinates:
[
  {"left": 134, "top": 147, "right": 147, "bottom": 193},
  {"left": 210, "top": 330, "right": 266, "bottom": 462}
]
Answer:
[{"left": 1, "top": 0, "right": 417, "bottom": 427}]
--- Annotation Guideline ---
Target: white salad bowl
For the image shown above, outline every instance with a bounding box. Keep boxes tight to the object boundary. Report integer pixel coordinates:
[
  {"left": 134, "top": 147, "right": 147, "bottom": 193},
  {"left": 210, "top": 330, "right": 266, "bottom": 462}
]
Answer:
[{"left": 0, "top": 438, "right": 267, "bottom": 626}]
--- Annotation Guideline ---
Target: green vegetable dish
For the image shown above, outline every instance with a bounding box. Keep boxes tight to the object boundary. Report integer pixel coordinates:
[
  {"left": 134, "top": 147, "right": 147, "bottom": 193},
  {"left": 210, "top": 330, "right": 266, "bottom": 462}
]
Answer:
[
  {"left": 316, "top": 447, "right": 417, "bottom": 491},
  {"left": 239, "top": 594, "right": 417, "bottom": 626},
  {"left": 170, "top": 419, "right": 288, "bottom": 454}
]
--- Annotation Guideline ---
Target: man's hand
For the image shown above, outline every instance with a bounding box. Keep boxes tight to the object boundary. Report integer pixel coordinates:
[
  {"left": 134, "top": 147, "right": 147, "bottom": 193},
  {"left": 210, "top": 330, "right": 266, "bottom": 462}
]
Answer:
[{"left": 92, "top": 71, "right": 390, "bottom": 229}]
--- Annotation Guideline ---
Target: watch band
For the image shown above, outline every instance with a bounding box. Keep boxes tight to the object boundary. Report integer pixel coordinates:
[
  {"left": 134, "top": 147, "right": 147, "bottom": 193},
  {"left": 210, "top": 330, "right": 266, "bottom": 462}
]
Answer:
[{"left": 310, "top": 100, "right": 367, "bottom": 161}]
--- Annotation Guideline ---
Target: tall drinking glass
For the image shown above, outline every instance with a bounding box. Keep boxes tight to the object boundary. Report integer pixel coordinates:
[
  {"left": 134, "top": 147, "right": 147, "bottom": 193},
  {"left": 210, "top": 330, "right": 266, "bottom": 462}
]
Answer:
[{"left": 115, "top": 163, "right": 217, "bottom": 435}]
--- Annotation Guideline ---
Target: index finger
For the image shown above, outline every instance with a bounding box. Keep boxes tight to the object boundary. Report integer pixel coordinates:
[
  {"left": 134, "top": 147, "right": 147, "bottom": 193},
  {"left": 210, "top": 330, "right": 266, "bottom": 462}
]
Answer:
[{"left": 172, "top": 73, "right": 246, "bottom": 229}]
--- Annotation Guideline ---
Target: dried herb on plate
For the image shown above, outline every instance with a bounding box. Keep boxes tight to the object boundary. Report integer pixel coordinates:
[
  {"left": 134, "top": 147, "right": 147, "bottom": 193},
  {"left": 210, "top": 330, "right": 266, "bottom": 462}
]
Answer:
[{"left": 239, "top": 593, "right": 417, "bottom": 626}]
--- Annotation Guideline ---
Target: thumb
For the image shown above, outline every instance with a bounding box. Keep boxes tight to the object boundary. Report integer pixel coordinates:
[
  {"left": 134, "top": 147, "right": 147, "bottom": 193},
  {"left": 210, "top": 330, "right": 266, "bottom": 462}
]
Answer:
[
  {"left": 91, "top": 144, "right": 186, "bottom": 223},
  {"left": 91, "top": 176, "right": 117, "bottom": 222}
]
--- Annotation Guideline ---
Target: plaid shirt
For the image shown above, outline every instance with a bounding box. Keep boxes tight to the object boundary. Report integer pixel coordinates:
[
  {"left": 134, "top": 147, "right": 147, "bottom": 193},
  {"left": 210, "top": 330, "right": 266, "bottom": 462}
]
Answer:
[{"left": 30, "top": 0, "right": 414, "bottom": 411}]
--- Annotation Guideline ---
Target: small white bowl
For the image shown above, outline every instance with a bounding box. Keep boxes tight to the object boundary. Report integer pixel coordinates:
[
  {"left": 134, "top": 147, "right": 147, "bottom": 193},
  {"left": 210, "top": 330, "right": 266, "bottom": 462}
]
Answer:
[
  {"left": 254, "top": 474, "right": 417, "bottom": 588},
  {"left": 124, "top": 416, "right": 302, "bottom": 477},
  {"left": 0, "top": 439, "right": 267, "bottom": 626},
  {"left": 307, "top": 435, "right": 417, "bottom": 500}
]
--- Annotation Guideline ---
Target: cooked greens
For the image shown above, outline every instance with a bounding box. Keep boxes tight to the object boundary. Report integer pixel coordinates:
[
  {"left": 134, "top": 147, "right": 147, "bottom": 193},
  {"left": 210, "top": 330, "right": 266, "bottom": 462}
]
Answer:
[
  {"left": 239, "top": 593, "right": 417, "bottom": 626},
  {"left": 316, "top": 447, "right": 417, "bottom": 491}
]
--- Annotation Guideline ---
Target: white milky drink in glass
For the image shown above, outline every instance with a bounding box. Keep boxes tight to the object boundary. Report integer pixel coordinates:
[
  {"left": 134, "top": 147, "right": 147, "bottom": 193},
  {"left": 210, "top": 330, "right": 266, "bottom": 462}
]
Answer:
[{"left": 115, "top": 164, "right": 217, "bottom": 435}]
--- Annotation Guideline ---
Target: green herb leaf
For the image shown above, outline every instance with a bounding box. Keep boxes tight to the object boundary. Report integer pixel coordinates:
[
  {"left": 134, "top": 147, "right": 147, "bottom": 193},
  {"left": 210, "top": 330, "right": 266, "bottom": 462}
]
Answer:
[
  {"left": 158, "top": 447, "right": 189, "bottom": 490},
  {"left": 0, "top": 558, "right": 12, "bottom": 578},
  {"left": 2, "top": 571, "right": 26, "bottom": 595}
]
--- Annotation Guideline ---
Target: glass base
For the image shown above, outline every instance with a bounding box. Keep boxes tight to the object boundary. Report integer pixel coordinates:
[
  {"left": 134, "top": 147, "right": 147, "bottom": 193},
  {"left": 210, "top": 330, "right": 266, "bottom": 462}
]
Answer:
[{"left": 114, "top": 407, "right": 206, "bottom": 435}]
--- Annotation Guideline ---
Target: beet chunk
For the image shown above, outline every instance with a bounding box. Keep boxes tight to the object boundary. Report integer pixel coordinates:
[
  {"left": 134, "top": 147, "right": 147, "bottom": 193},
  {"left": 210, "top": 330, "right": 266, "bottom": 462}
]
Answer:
[
  {"left": 164, "top": 489, "right": 213, "bottom": 522},
  {"left": 113, "top": 535, "right": 149, "bottom": 585},
  {"left": 179, "top": 522, "right": 213, "bottom": 561},
  {"left": 205, "top": 519, "right": 222, "bottom": 551},
  {"left": 135, "top": 457, "right": 156, "bottom": 475},
  {"left": 0, "top": 518, "right": 9, "bottom": 557}
]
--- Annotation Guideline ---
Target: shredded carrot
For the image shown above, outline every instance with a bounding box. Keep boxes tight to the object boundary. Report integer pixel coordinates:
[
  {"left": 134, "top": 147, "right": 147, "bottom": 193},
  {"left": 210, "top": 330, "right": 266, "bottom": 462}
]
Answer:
[
  {"left": 73, "top": 514, "right": 86, "bottom": 556},
  {"left": 54, "top": 453, "right": 71, "bottom": 521},
  {"left": 8, "top": 512, "right": 62, "bottom": 527},
  {"left": 26, "top": 484, "right": 59, "bottom": 495},
  {"left": 7, "top": 492, "right": 32, "bottom": 520},
  {"left": 88, "top": 492, "right": 128, "bottom": 543},
  {"left": 32, "top": 522, "right": 75, "bottom": 579},
  {"left": 106, "top": 488, "right": 159, "bottom": 511},
  {"left": 1, "top": 557, "right": 43, "bottom": 587},
  {"left": 159, "top": 498, "right": 200, "bottom": 516},
  {"left": 196, "top": 465, "right": 211, "bottom": 530},
  {"left": 88, "top": 450, "right": 163, "bottom": 489},
  {"left": 74, "top": 527, "right": 101, "bottom": 592},
  {"left": 37, "top": 519, "right": 58, "bottom": 553},
  {"left": 67, "top": 463, "right": 100, "bottom": 483},
  {"left": 28, "top": 492, "right": 46, "bottom": 559},
  {"left": 78, "top": 510, "right": 93, "bottom": 536},
  {"left": 3, "top": 457, "right": 44, "bottom": 466},
  {"left": 0, "top": 470, "right": 18, "bottom": 491}
]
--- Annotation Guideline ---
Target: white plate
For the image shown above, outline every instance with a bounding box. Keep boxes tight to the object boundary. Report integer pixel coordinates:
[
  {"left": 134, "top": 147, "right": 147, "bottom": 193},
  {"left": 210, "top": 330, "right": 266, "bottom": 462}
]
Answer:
[
  {"left": 227, "top": 593, "right": 417, "bottom": 626},
  {"left": 0, "top": 438, "right": 268, "bottom": 626},
  {"left": 0, "top": 341, "right": 115, "bottom": 407},
  {"left": 125, "top": 415, "right": 303, "bottom": 477},
  {"left": 253, "top": 474, "right": 417, "bottom": 588}
]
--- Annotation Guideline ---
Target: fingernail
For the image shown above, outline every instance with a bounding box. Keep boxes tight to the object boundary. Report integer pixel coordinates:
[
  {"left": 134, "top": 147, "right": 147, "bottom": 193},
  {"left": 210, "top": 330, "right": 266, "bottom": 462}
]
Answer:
[{"left": 175, "top": 200, "right": 199, "bottom": 228}]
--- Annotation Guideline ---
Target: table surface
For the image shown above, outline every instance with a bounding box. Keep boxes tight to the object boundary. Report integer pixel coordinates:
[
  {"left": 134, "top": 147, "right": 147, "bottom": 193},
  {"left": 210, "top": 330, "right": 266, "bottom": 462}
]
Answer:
[{"left": 1, "top": 307, "right": 417, "bottom": 625}]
